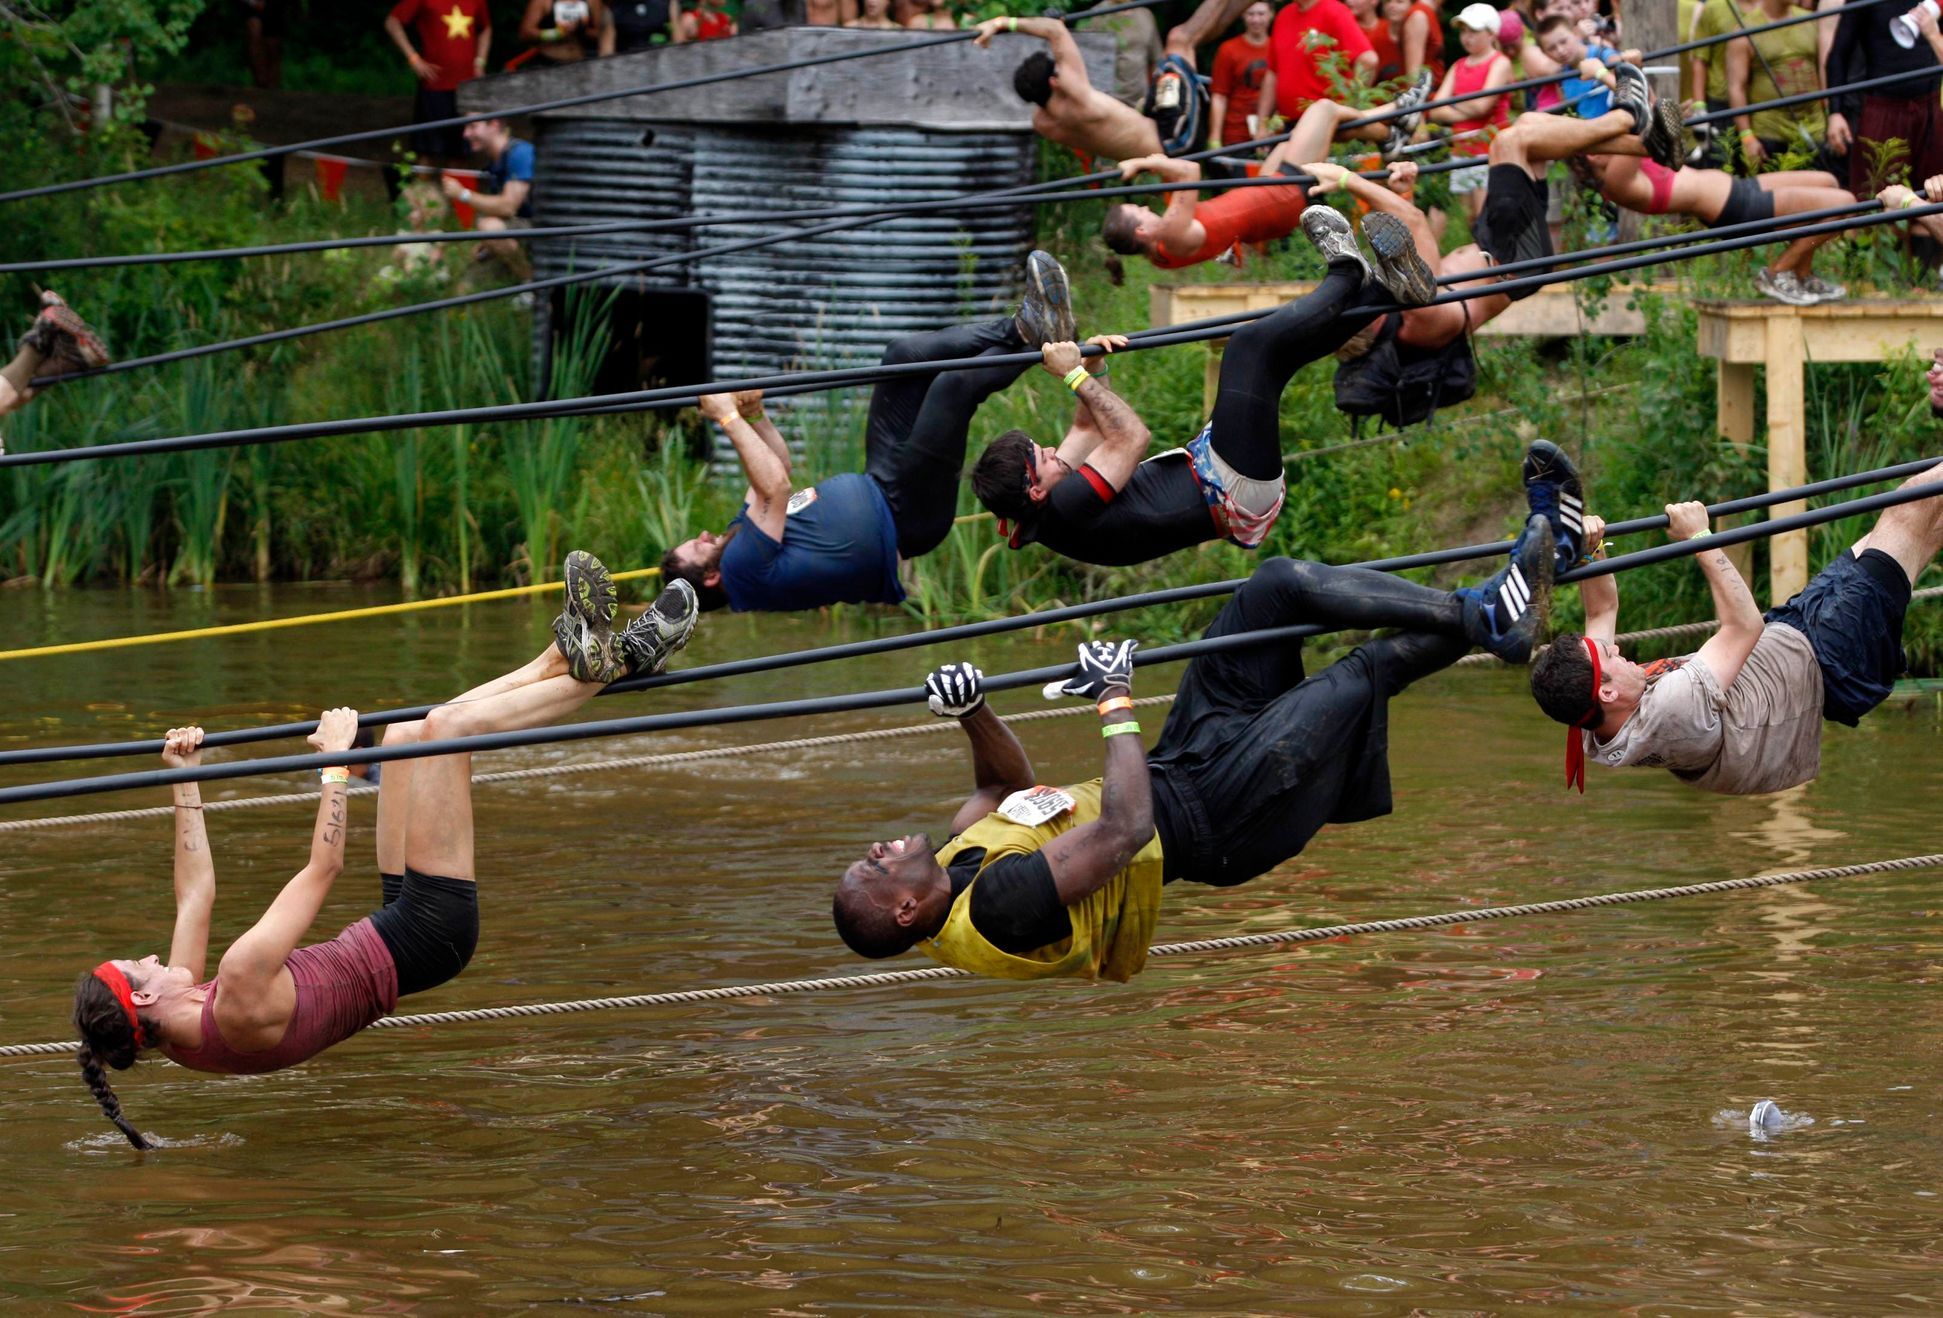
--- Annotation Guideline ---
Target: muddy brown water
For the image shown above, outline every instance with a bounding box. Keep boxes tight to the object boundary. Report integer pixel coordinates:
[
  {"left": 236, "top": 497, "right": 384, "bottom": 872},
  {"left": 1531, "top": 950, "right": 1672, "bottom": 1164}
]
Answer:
[{"left": 1, "top": 585, "right": 1938, "bottom": 1312}]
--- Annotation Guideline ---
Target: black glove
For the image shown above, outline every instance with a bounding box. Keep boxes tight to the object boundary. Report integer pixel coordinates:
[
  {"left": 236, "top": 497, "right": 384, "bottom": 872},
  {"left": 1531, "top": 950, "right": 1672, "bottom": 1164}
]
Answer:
[
  {"left": 925, "top": 661, "right": 986, "bottom": 718},
  {"left": 1042, "top": 639, "right": 1138, "bottom": 702}
]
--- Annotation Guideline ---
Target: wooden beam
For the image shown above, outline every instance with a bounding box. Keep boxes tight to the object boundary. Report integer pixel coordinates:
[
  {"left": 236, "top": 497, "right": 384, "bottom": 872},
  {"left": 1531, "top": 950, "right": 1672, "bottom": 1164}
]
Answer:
[{"left": 1764, "top": 312, "right": 1810, "bottom": 605}]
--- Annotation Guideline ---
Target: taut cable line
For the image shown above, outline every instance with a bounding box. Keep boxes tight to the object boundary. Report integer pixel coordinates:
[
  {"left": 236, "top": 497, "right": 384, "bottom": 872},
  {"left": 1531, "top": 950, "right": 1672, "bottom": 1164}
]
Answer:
[
  {"left": 11, "top": 196, "right": 1943, "bottom": 471},
  {"left": 3, "top": 456, "right": 1932, "bottom": 772},
  {"left": 0, "top": 852, "right": 1935, "bottom": 1059},
  {"left": 1, "top": 474, "right": 1936, "bottom": 805},
  {"left": 7, "top": 589, "right": 1939, "bottom": 836}
]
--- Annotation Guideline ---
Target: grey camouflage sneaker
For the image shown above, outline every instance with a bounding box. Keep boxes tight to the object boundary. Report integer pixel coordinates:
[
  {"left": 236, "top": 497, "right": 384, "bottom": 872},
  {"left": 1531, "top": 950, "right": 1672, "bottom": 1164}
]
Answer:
[
  {"left": 1014, "top": 249, "right": 1076, "bottom": 348},
  {"left": 1362, "top": 212, "right": 1437, "bottom": 306},
  {"left": 563, "top": 549, "right": 618, "bottom": 629},
  {"left": 1755, "top": 268, "right": 1816, "bottom": 306},
  {"left": 1299, "top": 205, "right": 1371, "bottom": 283},
  {"left": 1797, "top": 272, "right": 1847, "bottom": 303},
  {"left": 618, "top": 579, "right": 700, "bottom": 677}
]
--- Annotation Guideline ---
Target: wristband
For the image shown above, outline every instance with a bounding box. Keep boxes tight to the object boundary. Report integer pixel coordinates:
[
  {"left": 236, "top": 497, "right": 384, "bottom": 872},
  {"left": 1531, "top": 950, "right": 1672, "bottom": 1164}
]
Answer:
[
  {"left": 1006, "top": 15, "right": 1017, "bottom": 30},
  {"left": 460, "top": 187, "right": 472, "bottom": 203},
  {"left": 1101, "top": 721, "right": 1141, "bottom": 738},
  {"left": 1063, "top": 365, "right": 1090, "bottom": 392},
  {"left": 1688, "top": 529, "right": 1711, "bottom": 541},
  {"left": 1097, "top": 695, "right": 1134, "bottom": 716},
  {"left": 320, "top": 768, "right": 351, "bottom": 786},
  {"left": 1903, "top": 194, "right": 1922, "bottom": 210}
]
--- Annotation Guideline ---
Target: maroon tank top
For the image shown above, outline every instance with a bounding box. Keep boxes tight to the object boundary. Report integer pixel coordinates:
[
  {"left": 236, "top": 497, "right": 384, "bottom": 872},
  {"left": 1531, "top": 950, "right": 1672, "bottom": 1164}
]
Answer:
[{"left": 165, "top": 918, "right": 399, "bottom": 1076}]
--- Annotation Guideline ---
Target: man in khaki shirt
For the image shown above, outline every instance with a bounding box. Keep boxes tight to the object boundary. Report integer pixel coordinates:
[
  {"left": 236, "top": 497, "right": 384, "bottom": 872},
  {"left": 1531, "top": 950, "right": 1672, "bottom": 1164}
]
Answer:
[{"left": 1529, "top": 455, "right": 1943, "bottom": 795}]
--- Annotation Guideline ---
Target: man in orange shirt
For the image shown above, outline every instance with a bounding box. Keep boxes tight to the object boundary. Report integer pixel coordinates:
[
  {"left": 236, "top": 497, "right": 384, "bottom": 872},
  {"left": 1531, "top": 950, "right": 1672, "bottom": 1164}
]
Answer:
[{"left": 385, "top": 0, "right": 493, "bottom": 162}]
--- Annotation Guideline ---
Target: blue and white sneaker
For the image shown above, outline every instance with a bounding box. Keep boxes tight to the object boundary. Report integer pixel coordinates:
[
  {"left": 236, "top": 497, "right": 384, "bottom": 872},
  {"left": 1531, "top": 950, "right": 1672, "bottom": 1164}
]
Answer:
[
  {"left": 1522, "top": 440, "right": 1585, "bottom": 574},
  {"left": 1458, "top": 515, "right": 1555, "bottom": 664}
]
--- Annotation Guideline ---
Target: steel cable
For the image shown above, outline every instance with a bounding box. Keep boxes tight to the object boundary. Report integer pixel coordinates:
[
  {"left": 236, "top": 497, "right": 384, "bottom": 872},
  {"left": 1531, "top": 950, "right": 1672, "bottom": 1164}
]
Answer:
[{"left": 0, "top": 850, "right": 1934, "bottom": 1060}]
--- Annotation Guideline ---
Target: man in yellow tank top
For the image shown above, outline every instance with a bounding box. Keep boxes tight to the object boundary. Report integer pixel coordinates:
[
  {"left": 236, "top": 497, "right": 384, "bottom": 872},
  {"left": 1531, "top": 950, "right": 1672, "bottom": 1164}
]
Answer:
[{"left": 831, "top": 458, "right": 1570, "bottom": 982}]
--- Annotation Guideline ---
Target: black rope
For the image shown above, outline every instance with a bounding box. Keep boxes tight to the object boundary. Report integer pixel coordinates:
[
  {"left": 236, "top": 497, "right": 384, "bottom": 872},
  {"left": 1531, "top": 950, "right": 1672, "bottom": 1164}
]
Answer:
[
  {"left": 2, "top": 472, "right": 1936, "bottom": 808},
  {"left": 3, "top": 456, "right": 1932, "bottom": 771},
  {"left": 0, "top": 0, "right": 1171, "bottom": 207},
  {"left": 11, "top": 194, "right": 1939, "bottom": 471}
]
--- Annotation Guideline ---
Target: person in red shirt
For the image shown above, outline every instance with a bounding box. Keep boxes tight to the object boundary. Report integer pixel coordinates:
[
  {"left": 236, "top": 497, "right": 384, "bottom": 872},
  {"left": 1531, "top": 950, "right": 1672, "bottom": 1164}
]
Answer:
[
  {"left": 682, "top": 0, "right": 735, "bottom": 40},
  {"left": 1271, "top": 0, "right": 1377, "bottom": 119},
  {"left": 385, "top": 0, "right": 492, "bottom": 162},
  {"left": 1210, "top": 1, "right": 1277, "bottom": 147}
]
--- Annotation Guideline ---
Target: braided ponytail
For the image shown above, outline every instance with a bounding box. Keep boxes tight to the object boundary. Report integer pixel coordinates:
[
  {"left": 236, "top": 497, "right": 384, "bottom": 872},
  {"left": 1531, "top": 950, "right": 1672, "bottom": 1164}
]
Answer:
[{"left": 72, "top": 971, "right": 156, "bottom": 1151}]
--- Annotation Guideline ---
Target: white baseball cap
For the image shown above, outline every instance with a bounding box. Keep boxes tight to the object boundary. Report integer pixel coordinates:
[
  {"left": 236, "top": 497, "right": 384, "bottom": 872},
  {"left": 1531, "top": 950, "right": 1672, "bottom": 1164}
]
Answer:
[{"left": 1456, "top": 2, "right": 1501, "bottom": 30}]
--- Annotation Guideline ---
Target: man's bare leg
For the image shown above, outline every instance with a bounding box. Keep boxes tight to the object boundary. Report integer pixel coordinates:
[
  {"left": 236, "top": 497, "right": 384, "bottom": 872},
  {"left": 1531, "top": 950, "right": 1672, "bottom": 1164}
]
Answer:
[
  {"left": 1765, "top": 186, "right": 1860, "bottom": 275},
  {"left": 1164, "top": 0, "right": 1256, "bottom": 59},
  {"left": 1853, "top": 462, "right": 1943, "bottom": 585},
  {"left": 1758, "top": 170, "right": 1843, "bottom": 191}
]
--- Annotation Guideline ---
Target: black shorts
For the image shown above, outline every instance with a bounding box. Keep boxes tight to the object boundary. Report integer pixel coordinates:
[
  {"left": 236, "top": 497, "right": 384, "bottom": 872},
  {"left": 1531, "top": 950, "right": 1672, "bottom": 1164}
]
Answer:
[
  {"left": 370, "top": 868, "right": 479, "bottom": 997},
  {"left": 412, "top": 88, "right": 465, "bottom": 161},
  {"left": 1713, "top": 174, "right": 1776, "bottom": 229},
  {"left": 1765, "top": 547, "right": 1910, "bottom": 726},
  {"left": 1474, "top": 165, "right": 1551, "bottom": 299}
]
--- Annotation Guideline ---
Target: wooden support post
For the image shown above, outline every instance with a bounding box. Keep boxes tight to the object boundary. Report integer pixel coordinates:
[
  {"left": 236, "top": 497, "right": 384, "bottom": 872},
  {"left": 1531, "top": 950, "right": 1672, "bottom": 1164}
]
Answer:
[
  {"left": 1715, "top": 360, "right": 1758, "bottom": 587},
  {"left": 1764, "top": 313, "right": 1809, "bottom": 605}
]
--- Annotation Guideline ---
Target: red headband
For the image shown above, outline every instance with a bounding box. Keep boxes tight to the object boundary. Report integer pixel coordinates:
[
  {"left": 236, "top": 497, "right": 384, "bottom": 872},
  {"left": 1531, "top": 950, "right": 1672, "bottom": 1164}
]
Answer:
[
  {"left": 1563, "top": 635, "right": 1604, "bottom": 794},
  {"left": 92, "top": 962, "right": 147, "bottom": 1048}
]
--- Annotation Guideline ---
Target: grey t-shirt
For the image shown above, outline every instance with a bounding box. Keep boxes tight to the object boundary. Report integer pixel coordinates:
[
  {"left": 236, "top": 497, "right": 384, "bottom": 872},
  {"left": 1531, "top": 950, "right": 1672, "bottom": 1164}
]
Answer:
[{"left": 1586, "top": 622, "right": 1824, "bottom": 795}]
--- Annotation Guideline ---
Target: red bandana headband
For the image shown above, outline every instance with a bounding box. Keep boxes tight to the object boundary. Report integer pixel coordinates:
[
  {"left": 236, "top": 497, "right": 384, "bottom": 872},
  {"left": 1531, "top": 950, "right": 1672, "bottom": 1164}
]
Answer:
[
  {"left": 1564, "top": 635, "right": 1604, "bottom": 795},
  {"left": 92, "top": 961, "right": 147, "bottom": 1048}
]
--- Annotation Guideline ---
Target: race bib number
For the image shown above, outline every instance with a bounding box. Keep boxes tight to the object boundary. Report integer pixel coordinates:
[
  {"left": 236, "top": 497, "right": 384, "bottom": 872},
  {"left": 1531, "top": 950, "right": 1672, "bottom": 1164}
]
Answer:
[
  {"left": 996, "top": 786, "right": 1076, "bottom": 827},
  {"left": 556, "top": 0, "right": 592, "bottom": 22},
  {"left": 786, "top": 487, "right": 819, "bottom": 516}
]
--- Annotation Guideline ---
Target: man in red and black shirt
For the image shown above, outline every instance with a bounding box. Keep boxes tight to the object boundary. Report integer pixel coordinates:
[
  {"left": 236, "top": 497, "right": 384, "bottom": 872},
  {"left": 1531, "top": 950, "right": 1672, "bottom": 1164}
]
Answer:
[{"left": 385, "top": 0, "right": 493, "bottom": 162}]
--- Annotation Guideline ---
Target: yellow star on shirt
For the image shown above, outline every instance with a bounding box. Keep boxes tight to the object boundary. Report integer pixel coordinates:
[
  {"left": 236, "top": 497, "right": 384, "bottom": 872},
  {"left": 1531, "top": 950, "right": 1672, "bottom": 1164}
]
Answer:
[{"left": 441, "top": 6, "right": 475, "bottom": 40}]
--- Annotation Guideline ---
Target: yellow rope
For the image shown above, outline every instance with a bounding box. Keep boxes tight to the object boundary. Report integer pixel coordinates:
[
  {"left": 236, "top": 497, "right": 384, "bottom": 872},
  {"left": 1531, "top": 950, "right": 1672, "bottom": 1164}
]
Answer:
[{"left": 0, "top": 568, "right": 663, "bottom": 662}]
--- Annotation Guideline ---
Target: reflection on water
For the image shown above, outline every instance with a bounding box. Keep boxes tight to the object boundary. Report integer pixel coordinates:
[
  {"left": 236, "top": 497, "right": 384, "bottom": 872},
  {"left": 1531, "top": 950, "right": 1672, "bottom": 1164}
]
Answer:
[{"left": 0, "top": 586, "right": 1938, "bottom": 1310}]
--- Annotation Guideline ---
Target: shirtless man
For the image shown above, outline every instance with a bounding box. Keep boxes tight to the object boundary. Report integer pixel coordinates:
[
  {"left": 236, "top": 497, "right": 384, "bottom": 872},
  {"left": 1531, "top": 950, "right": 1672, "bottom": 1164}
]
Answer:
[
  {"left": 1530, "top": 456, "right": 1943, "bottom": 795},
  {"left": 0, "top": 292, "right": 110, "bottom": 456},
  {"left": 1587, "top": 156, "right": 1855, "bottom": 305},
  {"left": 973, "top": 0, "right": 1367, "bottom": 161},
  {"left": 1100, "top": 86, "right": 1437, "bottom": 269}
]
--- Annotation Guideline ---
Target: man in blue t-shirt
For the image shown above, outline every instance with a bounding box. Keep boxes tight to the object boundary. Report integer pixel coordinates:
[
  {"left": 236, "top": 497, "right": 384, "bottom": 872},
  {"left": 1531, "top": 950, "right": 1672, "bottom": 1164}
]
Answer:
[
  {"left": 1535, "top": 16, "right": 1639, "bottom": 120},
  {"left": 440, "top": 117, "right": 535, "bottom": 266},
  {"left": 659, "top": 251, "right": 1078, "bottom": 613}
]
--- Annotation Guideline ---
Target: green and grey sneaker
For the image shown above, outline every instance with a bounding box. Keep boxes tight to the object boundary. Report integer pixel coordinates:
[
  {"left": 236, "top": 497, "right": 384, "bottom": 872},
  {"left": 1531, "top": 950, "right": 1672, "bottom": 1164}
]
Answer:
[
  {"left": 1299, "top": 204, "right": 1371, "bottom": 283},
  {"left": 563, "top": 549, "right": 617, "bottom": 629},
  {"left": 619, "top": 579, "right": 700, "bottom": 677},
  {"left": 552, "top": 609, "right": 626, "bottom": 684},
  {"left": 1014, "top": 249, "right": 1076, "bottom": 348},
  {"left": 1362, "top": 211, "right": 1437, "bottom": 306}
]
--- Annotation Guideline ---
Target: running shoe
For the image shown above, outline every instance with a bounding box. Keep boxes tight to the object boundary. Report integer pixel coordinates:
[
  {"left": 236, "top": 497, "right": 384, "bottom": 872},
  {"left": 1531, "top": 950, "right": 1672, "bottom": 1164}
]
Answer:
[
  {"left": 554, "top": 550, "right": 625, "bottom": 683},
  {"left": 1362, "top": 211, "right": 1437, "bottom": 306},
  {"left": 1644, "top": 95, "right": 1688, "bottom": 173},
  {"left": 1610, "top": 62, "right": 1651, "bottom": 139},
  {"left": 1014, "top": 249, "right": 1076, "bottom": 348},
  {"left": 1382, "top": 68, "right": 1436, "bottom": 160},
  {"left": 25, "top": 291, "right": 111, "bottom": 372},
  {"left": 1755, "top": 268, "right": 1816, "bottom": 306},
  {"left": 1522, "top": 439, "right": 1586, "bottom": 574},
  {"left": 1457, "top": 515, "right": 1555, "bottom": 664},
  {"left": 1299, "top": 205, "right": 1371, "bottom": 282},
  {"left": 618, "top": 578, "right": 700, "bottom": 677},
  {"left": 1797, "top": 272, "right": 1847, "bottom": 303}
]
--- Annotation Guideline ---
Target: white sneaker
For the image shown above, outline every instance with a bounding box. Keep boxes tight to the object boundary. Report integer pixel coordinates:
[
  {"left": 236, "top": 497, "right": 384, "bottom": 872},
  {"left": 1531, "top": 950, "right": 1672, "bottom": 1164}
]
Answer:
[
  {"left": 1796, "top": 273, "right": 1846, "bottom": 303},
  {"left": 1755, "top": 268, "right": 1815, "bottom": 306}
]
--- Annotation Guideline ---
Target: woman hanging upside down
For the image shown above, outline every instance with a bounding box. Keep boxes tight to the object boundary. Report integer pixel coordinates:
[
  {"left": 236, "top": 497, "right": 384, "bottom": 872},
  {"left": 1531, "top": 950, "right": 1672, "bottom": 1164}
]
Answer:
[{"left": 70, "top": 555, "right": 699, "bottom": 1149}]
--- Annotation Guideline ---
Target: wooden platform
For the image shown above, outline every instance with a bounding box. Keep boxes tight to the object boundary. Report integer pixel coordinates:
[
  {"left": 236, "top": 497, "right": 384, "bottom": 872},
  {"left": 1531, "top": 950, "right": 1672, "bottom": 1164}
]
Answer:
[{"left": 1697, "top": 299, "right": 1943, "bottom": 604}]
